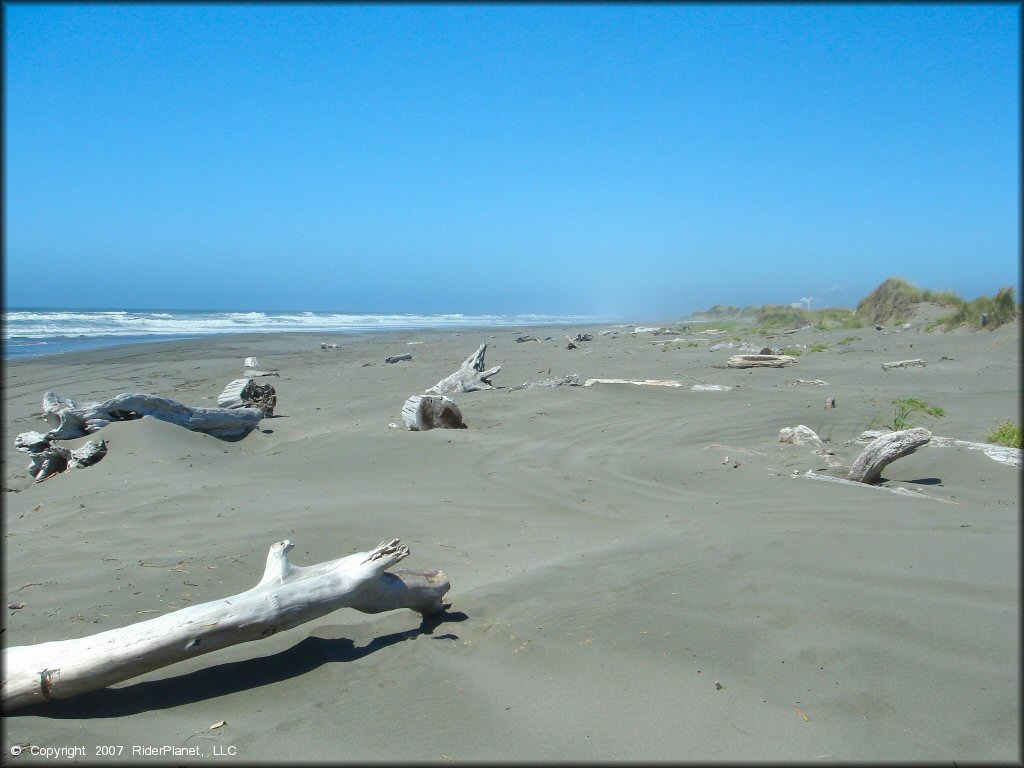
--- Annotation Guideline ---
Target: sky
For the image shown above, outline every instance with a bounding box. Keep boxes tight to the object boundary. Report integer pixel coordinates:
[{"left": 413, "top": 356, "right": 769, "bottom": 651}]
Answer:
[{"left": 3, "top": 3, "right": 1020, "bottom": 319}]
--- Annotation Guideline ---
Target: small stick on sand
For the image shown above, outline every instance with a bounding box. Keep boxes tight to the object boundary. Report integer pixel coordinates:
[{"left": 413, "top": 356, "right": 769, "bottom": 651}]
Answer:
[{"left": 881, "top": 359, "right": 926, "bottom": 371}]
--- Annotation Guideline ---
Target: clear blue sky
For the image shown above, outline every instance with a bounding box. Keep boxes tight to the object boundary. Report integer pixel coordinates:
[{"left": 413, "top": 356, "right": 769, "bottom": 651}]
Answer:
[{"left": 4, "top": 3, "right": 1020, "bottom": 319}]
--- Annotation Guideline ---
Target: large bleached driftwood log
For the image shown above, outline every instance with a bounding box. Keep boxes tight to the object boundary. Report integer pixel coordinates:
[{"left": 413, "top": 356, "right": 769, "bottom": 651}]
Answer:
[
  {"left": 847, "top": 427, "right": 931, "bottom": 484},
  {"left": 726, "top": 354, "right": 798, "bottom": 369},
  {"left": 426, "top": 343, "right": 501, "bottom": 394},
  {"left": 2, "top": 539, "right": 450, "bottom": 710},
  {"left": 401, "top": 394, "right": 467, "bottom": 431},
  {"left": 218, "top": 378, "right": 277, "bottom": 416},
  {"left": 583, "top": 378, "right": 685, "bottom": 387},
  {"left": 31, "top": 391, "right": 264, "bottom": 441}
]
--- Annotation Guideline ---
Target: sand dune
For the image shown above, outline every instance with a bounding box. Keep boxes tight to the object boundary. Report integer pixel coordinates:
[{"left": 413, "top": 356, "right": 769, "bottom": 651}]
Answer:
[{"left": 3, "top": 321, "right": 1019, "bottom": 761}]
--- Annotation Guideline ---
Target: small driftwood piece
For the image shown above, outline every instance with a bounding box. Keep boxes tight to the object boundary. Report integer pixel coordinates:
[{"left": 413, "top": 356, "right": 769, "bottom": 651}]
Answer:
[
  {"left": 321, "top": 342, "right": 339, "bottom": 350},
  {"left": 726, "top": 354, "right": 797, "bottom": 369},
  {"left": 881, "top": 358, "right": 926, "bottom": 371},
  {"left": 218, "top": 379, "right": 277, "bottom": 416},
  {"left": 2, "top": 539, "right": 449, "bottom": 710},
  {"left": 795, "top": 470, "right": 954, "bottom": 503},
  {"left": 23, "top": 391, "right": 264, "bottom": 442},
  {"left": 789, "top": 379, "right": 829, "bottom": 386},
  {"left": 426, "top": 343, "right": 500, "bottom": 395},
  {"left": 691, "top": 384, "right": 732, "bottom": 391},
  {"left": 571, "top": 333, "right": 593, "bottom": 343},
  {"left": 385, "top": 353, "right": 413, "bottom": 364},
  {"left": 401, "top": 395, "right": 466, "bottom": 431},
  {"left": 847, "top": 427, "right": 931, "bottom": 484}
]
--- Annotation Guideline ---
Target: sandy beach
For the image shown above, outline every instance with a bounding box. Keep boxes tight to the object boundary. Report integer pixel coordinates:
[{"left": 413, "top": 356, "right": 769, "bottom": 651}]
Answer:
[{"left": 2, "top": 319, "right": 1019, "bottom": 762}]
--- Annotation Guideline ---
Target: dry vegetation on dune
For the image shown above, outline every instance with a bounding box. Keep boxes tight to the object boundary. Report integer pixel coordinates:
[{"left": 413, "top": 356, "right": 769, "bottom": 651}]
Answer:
[
  {"left": 855, "top": 276, "right": 1020, "bottom": 330},
  {"left": 686, "top": 277, "right": 1021, "bottom": 333}
]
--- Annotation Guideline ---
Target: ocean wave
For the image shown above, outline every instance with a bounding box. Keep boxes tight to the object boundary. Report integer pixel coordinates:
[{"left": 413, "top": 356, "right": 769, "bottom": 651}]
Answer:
[{"left": 3, "top": 309, "right": 604, "bottom": 341}]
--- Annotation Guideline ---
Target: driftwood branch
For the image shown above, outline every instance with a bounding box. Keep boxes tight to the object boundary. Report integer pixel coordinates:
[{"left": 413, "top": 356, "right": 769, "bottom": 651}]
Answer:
[
  {"left": 882, "top": 359, "right": 926, "bottom": 371},
  {"left": 401, "top": 395, "right": 466, "bottom": 431},
  {"left": 426, "top": 344, "right": 501, "bottom": 395},
  {"left": 847, "top": 427, "right": 931, "bottom": 484},
  {"left": 385, "top": 353, "right": 413, "bottom": 364},
  {"left": 2, "top": 539, "right": 450, "bottom": 710}
]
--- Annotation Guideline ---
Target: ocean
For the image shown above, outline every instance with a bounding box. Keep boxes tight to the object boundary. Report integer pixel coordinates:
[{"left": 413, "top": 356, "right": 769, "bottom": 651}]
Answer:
[{"left": 2, "top": 308, "right": 609, "bottom": 360}]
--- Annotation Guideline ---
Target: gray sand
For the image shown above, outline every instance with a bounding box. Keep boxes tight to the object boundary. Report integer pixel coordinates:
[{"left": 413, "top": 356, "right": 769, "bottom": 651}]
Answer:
[{"left": 3, "top": 320, "right": 1019, "bottom": 762}]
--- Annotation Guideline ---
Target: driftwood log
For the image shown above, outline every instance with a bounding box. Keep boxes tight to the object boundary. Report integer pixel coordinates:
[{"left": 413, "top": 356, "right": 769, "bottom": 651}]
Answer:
[
  {"left": 847, "top": 427, "right": 931, "bottom": 484},
  {"left": 29, "top": 392, "right": 265, "bottom": 441},
  {"left": 385, "top": 353, "right": 413, "bottom": 364},
  {"left": 401, "top": 395, "right": 466, "bottom": 431},
  {"left": 218, "top": 379, "right": 277, "bottom": 416},
  {"left": 2, "top": 539, "right": 449, "bottom": 710},
  {"left": 426, "top": 343, "right": 500, "bottom": 394},
  {"left": 726, "top": 354, "right": 798, "bottom": 369},
  {"left": 881, "top": 359, "right": 926, "bottom": 371}
]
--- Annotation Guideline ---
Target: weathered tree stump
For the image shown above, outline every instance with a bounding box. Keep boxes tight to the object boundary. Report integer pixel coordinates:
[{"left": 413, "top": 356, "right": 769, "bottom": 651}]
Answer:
[
  {"left": 847, "top": 427, "right": 931, "bottom": 484},
  {"left": 2, "top": 539, "right": 450, "bottom": 710},
  {"left": 401, "top": 395, "right": 466, "bottom": 431},
  {"left": 218, "top": 379, "right": 277, "bottom": 416}
]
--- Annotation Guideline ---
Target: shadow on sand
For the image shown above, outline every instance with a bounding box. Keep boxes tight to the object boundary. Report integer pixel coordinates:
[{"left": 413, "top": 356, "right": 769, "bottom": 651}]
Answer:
[{"left": 11, "top": 611, "right": 468, "bottom": 719}]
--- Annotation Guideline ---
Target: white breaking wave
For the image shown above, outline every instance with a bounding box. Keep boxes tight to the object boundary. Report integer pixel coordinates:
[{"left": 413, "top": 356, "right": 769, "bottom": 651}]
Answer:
[{"left": 3, "top": 309, "right": 603, "bottom": 341}]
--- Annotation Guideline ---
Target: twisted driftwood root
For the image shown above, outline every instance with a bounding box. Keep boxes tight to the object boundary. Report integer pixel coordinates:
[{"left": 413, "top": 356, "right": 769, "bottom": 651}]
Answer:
[
  {"left": 426, "top": 343, "right": 501, "bottom": 394},
  {"left": 847, "top": 427, "right": 932, "bottom": 484},
  {"left": 2, "top": 539, "right": 450, "bottom": 710}
]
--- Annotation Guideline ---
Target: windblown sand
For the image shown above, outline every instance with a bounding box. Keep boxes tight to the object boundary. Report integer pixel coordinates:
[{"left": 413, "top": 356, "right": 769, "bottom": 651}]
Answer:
[{"left": 3, "top": 320, "right": 1019, "bottom": 762}]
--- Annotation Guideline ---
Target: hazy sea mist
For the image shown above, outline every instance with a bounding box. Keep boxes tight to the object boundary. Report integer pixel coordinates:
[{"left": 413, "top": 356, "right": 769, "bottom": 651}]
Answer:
[{"left": 3, "top": 308, "right": 608, "bottom": 359}]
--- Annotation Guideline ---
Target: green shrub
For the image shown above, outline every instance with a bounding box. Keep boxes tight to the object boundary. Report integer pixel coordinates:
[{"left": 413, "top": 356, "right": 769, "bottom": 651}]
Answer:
[
  {"left": 838, "top": 336, "right": 857, "bottom": 345},
  {"left": 782, "top": 346, "right": 802, "bottom": 356},
  {"left": 809, "top": 342, "right": 829, "bottom": 353},
  {"left": 986, "top": 420, "right": 1022, "bottom": 448}
]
